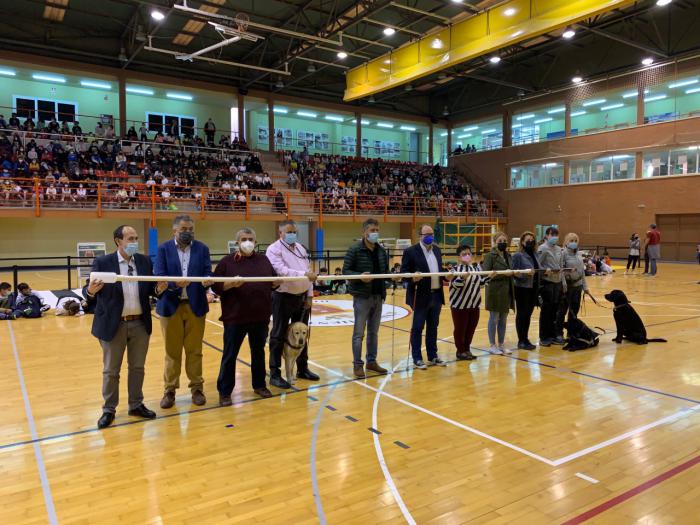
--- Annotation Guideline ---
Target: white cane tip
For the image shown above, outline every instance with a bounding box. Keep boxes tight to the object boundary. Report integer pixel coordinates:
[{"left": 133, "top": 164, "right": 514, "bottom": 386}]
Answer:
[{"left": 90, "top": 271, "right": 118, "bottom": 284}]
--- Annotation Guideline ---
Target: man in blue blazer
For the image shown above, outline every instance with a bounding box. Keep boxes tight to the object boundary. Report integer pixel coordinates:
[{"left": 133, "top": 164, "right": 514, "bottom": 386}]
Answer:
[
  {"left": 400, "top": 224, "right": 448, "bottom": 369},
  {"left": 154, "top": 215, "right": 213, "bottom": 409},
  {"left": 86, "top": 225, "right": 167, "bottom": 429}
]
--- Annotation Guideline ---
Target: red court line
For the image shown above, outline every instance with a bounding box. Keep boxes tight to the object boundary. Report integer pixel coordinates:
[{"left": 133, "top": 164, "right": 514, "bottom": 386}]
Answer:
[{"left": 561, "top": 453, "right": 700, "bottom": 524}]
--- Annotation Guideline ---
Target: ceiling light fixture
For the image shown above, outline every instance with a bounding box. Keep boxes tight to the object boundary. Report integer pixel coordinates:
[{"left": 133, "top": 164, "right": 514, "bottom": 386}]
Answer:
[
  {"left": 307, "top": 63, "right": 316, "bottom": 73},
  {"left": 383, "top": 27, "right": 395, "bottom": 36},
  {"left": 572, "top": 75, "right": 583, "bottom": 84},
  {"left": 642, "top": 57, "right": 654, "bottom": 66},
  {"left": 504, "top": 8, "right": 517, "bottom": 16},
  {"left": 275, "top": 77, "right": 284, "bottom": 89},
  {"left": 80, "top": 80, "right": 111, "bottom": 90},
  {"left": 297, "top": 111, "right": 318, "bottom": 118},
  {"left": 151, "top": 10, "right": 165, "bottom": 21},
  {"left": 400, "top": 125, "right": 416, "bottom": 131},
  {"left": 656, "top": 0, "right": 672, "bottom": 6},
  {"left": 166, "top": 92, "right": 193, "bottom": 101},
  {"left": 126, "top": 86, "right": 154, "bottom": 96},
  {"left": 489, "top": 56, "right": 501, "bottom": 64},
  {"left": 562, "top": 28, "right": 576, "bottom": 39},
  {"left": 337, "top": 51, "right": 348, "bottom": 59},
  {"left": 442, "top": 106, "right": 449, "bottom": 116},
  {"left": 32, "top": 73, "right": 65, "bottom": 83}
]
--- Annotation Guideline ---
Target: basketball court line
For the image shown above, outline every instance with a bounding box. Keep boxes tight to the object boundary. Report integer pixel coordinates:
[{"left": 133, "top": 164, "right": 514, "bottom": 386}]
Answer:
[
  {"left": 310, "top": 384, "right": 337, "bottom": 525},
  {"left": 5, "top": 321, "right": 58, "bottom": 525}
]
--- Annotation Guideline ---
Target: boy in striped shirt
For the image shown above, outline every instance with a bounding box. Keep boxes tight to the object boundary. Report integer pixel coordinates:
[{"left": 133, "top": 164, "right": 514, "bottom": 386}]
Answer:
[{"left": 449, "top": 245, "right": 487, "bottom": 361}]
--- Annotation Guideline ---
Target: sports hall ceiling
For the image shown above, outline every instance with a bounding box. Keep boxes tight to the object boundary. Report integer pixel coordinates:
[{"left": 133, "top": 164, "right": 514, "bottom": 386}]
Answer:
[{"left": 3, "top": 0, "right": 700, "bottom": 121}]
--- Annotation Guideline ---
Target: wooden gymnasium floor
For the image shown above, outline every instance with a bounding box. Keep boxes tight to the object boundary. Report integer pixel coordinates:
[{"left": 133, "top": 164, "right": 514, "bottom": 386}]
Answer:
[{"left": 1, "top": 263, "right": 700, "bottom": 524}]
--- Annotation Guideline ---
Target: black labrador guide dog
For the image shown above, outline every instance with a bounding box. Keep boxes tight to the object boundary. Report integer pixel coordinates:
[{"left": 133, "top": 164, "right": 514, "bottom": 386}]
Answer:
[{"left": 604, "top": 290, "right": 667, "bottom": 345}]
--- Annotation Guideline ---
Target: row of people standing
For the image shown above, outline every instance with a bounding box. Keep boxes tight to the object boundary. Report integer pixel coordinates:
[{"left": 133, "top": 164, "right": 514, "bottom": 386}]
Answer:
[{"left": 447, "top": 227, "right": 594, "bottom": 358}]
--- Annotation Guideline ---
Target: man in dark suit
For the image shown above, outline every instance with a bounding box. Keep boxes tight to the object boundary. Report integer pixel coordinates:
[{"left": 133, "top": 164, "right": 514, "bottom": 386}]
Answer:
[
  {"left": 86, "top": 225, "right": 167, "bottom": 429},
  {"left": 400, "top": 224, "right": 448, "bottom": 369},
  {"left": 154, "top": 215, "right": 213, "bottom": 409}
]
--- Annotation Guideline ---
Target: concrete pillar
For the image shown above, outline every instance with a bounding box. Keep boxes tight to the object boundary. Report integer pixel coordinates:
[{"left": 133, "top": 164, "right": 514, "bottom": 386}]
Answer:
[
  {"left": 267, "top": 97, "right": 275, "bottom": 152},
  {"left": 237, "top": 92, "right": 245, "bottom": 143},
  {"left": 118, "top": 74, "right": 127, "bottom": 138},
  {"left": 355, "top": 112, "right": 361, "bottom": 158},
  {"left": 428, "top": 122, "right": 434, "bottom": 164}
]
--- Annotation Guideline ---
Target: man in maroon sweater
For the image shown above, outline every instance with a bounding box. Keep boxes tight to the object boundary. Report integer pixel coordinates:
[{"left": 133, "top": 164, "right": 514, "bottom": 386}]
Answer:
[{"left": 213, "top": 228, "right": 278, "bottom": 404}]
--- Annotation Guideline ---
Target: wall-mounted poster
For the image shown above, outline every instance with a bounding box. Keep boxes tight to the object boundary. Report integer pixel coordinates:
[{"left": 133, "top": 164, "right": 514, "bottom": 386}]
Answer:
[
  {"left": 314, "top": 132, "right": 329, "bottom": 150},
  {"left": 77, "top": 242, "right": 106, "bottom": 281},
  {"left": 341, "top": 136, "right": 356, "bottom": 153},
  {"left": 257, "top": 126, "right": 268, "bottom": 143},
  {"left": 392, "top": 142, "right": 401, "bottom": 158},
  {"left": 298, "top": 130, "right": 315, "bottom": 148},
  {"left": 274, "top": 128, "right": 293, "bottom": 148},
  {"left": 361, "top": 138, "right": 369, "bottom": 156}
]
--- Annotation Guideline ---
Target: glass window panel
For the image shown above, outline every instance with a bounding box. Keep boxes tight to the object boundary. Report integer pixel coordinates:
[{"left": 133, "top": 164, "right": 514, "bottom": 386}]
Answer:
[
  {"left": 670, "top": 147, "right": 699, "bottom": 175},
  {"left": 37, "top": 99, "right": 55, "bottom": 123},
  {"left": 611, "top": 155, "right": 635, "bottom": 180},
  {"left": 569, "top": 159, "right": 590, "bottom": 184},
  {"left": 147, "top": 113, "right": 163, "bottom": 133},
  {"left": 509, "top": 163, "right": 563, "bottom": 188},
  {"left": 16, "top": 98, "right": 36, "bottom": 120},
  {"left": 642, "top": 150, "right": 670, "bottom": 178},
  {"left": 590, "top": 156, "right": 612, "bottom": 182},
  {"left": 164, "top": 115, "right": 179, "bottom": 136},
  {"left": 56, "top": 103, "right": 75, "bottom": 123},
  {"left": 512, "top": 104, "right": 566, "bottom": 145},
  {"left": 453, "top": 117, "right": 502, "bottom": 153},
  {"left": 571, "top": 86, "right": 637, "bottom": 136},
  {"left": 181, "top": 118, "right": 195, "bottom": 137}
]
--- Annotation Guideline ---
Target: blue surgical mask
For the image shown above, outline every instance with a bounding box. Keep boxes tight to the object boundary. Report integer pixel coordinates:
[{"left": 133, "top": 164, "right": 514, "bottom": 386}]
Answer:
[
  {"left": 547, "top": 236, "right": 559, "bottom": 246},
  {"left": 367, "top": 232, "right": 380, "bottom": 244},
  {"left": 567, "top": 242, "right": 578, "bottom": 250},
  {"left": 284, "top": 232, "right": 297, "bottom": 245},
  {"left": 422, "top": 235, "right": 434, "bottom": 245},
  {"left": 125, "top": 242, "right": 139, "bottom": 256}
]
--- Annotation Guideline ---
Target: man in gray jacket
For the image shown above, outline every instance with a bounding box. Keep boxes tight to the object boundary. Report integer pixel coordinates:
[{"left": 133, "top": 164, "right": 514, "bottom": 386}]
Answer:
[{"left": 537, "top": 226, "right": 565, "bottom": 346}]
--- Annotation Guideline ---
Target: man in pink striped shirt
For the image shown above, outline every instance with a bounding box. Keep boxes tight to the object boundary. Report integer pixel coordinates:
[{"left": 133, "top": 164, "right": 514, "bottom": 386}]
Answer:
[{"left": 266, "top": 220, "right": 320, "bottom": 388}]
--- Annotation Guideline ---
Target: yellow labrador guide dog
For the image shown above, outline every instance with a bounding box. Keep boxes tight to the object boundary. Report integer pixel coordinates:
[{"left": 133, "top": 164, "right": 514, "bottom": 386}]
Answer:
[{"left": 283, "top": 322, "right": 309, "bottom": 385}]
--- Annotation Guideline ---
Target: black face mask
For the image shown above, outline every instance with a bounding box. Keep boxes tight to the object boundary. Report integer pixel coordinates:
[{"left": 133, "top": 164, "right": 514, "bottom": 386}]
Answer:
[
  {"left": 178, "top": 231, "right": 194, "bottom": 245},
  {"left": 524, "top": 241, "right": 535, "bottom": 253},
  {"left": 497, "top": 242, "right": 508, "bottom": 252}
]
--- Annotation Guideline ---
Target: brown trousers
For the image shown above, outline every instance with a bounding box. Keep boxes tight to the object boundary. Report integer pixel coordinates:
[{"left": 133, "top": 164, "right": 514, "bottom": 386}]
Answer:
[{"left": 160, "top": 302, "right": 205, "bottom": 393}]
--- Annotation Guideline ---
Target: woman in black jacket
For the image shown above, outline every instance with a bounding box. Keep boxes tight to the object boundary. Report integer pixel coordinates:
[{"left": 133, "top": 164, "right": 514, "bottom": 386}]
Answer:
[{"left": 511, "top": 231, "right": 539, "bottom": 350}]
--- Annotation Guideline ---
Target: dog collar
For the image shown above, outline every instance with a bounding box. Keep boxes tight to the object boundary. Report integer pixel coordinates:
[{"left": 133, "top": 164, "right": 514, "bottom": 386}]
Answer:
[
  {"left": 286, "top": 341, "right": 305, "bottom": 350},
  {"left": 613, "top": 303, "right": 630, "bottom": 311}
]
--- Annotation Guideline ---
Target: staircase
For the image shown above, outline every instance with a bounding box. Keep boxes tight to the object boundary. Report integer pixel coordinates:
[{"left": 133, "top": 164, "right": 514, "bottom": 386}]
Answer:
[{"left": 258, "top": 151, "right": 315, "bottom": 216}]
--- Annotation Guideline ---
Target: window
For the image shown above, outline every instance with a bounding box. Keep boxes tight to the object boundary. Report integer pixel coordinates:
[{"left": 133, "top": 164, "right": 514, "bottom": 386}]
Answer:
[
  {"left": 570, "top": 87, "right": 637, "bottom": 136},
  {"left": 670, "top": 147, "right": 699, "bottom": 175},
  {"left": 146, "top": 112, "right": 196, "bottom": 136},
  {"left": 512, "top": 104, "right": 566, "bottom": 145},
  {"left": 510, "top": 162, "right": 564, "bottom": 189},
  {"left": 643, "top": 151, "right": 670, "bottom": 177},
  {"left": 12, "top": 96, "right": 77, "bottom": 123},
  {"left": 570, "top": 155, "right": 635, "bottom": 183},
  {"left": 454, "top": 116, "right": 503, "bottom": 152}
]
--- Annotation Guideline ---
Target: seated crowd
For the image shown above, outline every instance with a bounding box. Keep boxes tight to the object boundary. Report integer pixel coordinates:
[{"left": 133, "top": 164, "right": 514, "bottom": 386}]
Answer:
[{"left": 281, "top": 149, "right": 497, "bottom": 217}]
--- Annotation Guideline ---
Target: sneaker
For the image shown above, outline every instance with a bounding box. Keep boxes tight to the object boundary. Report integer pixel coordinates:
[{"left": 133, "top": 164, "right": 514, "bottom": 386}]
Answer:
[
  {"left": 539, "top": 339, "right": 552, "bottom": 347},
  {"left": 552, "top": 336, "right": 566, "bottom": 345},
  {"left": 518, "top": 341, "right": 537, "bottom": 351},
  {"left": 366, "top": 361, "right": 388, "bottom": 374},
  {"left": 191, "top": 390, "right": 206, "bottom": 406},
  {"left": 414, "top": 360, "right": 428, "bottom": 370},
  {"left": 499, "top": 344, "right": 512, "bottom": 355},
  {"left": 219, "top": 395, "right": 232, "bottom": 407},
  {"left": 160, "top": 390, "right": 175, "bottom": 409},
  {"left": 489, "top": 345, "right": 502, "bottom": 355},
  {"left": 353, "top": 364, "right": 366, "bottom": 378},
  {"left": 429, "top": 358, "right": 447, "bottom": 367},
  {"left": 456, "top": 352, "right": 474, "bottom": 360}
]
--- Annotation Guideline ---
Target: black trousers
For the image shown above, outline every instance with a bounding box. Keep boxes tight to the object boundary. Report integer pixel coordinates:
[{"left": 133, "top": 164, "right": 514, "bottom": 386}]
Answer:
[
  {"left": 538, "top": 281, "right": 562, "bottom": 341},
  {"left": 217, "top": 321, "right": 268, "bottom": 395},
  {"left": 269, "top": 292, "right": 310, "bottom": 377},
  {"left": 556, "top": 285, "right": 583, "bottom": 337},
  {"left": 626, "top": 255, "right": 640, "bottom": 270},
  {"left": 514, "top": 286, "right": 537, "bottom": 344}
]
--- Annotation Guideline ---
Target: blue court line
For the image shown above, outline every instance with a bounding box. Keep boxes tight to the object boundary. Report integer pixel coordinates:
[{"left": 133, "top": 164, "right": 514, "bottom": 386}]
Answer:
[
  {"left": 310, "top": 384, "right": 337, "bottom": 525},
  {"left": 394, "top": 441, "right": 410, "bottom": 449},
  {"left": 6, "top": 321, "right": 58, "bottom": 525}
]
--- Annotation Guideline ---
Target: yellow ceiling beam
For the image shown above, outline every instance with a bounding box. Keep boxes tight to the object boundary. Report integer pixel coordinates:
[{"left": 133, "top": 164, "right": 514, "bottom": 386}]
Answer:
[{"left": 344, "top": 0, "right": 635, "bottom": 101}]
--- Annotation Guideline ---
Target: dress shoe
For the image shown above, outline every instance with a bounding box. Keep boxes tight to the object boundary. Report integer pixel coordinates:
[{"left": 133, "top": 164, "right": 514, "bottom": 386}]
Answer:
[
  {"left": 457, "top": 351, "right": 476, "bottom": 360},
  {"left": 191, "top": 390, "right": 206, "bottom": 406},
  {"left": 97, "top": 412, "right": 115, "bottom": 429},
  {"left": 296, "top": 369, "right": 320, "bottom": 381},
  {"left": 366, "top": 361, "right": 388, "bottom": 374},
  {"left": 517, "top": 342, "right": 537, "bottom": 351},
  {"left": 552, "top": 336, "right": 566, "bottom": 345},
  {"left": 219, "top": 395, "right": 232, "bottom": 407},
  {"left": 539, "top": 339, "right": 552, "bottom": 347},
  {"left": 353, "top": 364, "right": 366, "bottom": 378},
  {"left": 270, "top": 375, "right": 292, "bottom": 389},
  {"left": 128, "top": 404, "right": 156, "bottom": 419},
  {"left": 254, "top": 387, "right": 273, "bottom": 398},
  {"left": 160, "top": 390, "right": 175, "bottom": 409}
]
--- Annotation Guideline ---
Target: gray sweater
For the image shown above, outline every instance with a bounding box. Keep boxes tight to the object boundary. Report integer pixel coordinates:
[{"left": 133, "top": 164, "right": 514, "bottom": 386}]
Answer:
[
  {"left": 562, "top": 248, "right": 588, "bottom": 291},
  {"left": 536, "top": 242, "right": 564, "bottom": 284}
]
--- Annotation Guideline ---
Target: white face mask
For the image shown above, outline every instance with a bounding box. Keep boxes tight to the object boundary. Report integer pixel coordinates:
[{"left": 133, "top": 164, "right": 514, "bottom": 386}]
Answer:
[{"left": 239, "top": 240, "right": 255, "bottom": 255}]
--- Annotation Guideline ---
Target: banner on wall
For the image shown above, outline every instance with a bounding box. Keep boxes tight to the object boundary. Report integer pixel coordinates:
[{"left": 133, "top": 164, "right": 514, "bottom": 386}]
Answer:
[
  {"left": 275, "top": 128, "right": 293, "bottom": 148},
  {"left": 77, "top": 242, "right": 106, "bottom": 281},
  {"left": 257, "top": 126, "right": 268, "bottom": 143},
  {"left": 227, "top": 241, "right": 238, "bottom": 254},
  {"left": 341, "top": 136, "right": 356, "bottom": 153}
]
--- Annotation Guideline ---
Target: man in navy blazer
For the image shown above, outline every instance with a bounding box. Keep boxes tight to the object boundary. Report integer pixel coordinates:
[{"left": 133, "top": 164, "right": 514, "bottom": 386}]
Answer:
[
  {"left": 400, "top": 224, "right": 448, "bottom": 369},
  {"left": 154, "top": 215, "right": 213, "bottom": 409},
  {"left": 86, "top": 225, "right": 167, "bottom": 429}
]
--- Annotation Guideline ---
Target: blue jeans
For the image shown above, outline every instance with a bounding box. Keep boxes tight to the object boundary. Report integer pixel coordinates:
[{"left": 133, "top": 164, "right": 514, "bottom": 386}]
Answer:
[
  {"left": 488, "top": 311, "right": 508, "bottom": 346},
  {"left": 352, "top": 295, "right": 384, "bottom": 365},
  {"left": 650, "top": 258, "right": 658, "bottom": 275},
  {"left": 410, "top": 290, "right": 442, "bottom": 363}
]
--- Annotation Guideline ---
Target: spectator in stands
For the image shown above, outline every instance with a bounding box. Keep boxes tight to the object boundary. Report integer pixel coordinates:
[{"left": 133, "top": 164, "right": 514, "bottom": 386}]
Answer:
[
  {"left": 482, "top": 232, "right": 514, "bottom": 355},
  {"left": 139, "top": 122, "right": 148, "bottom": 142},
  {"left": 511, "top": 231, "right": 539, "bottom": 351},
  {"left": 72, "top": 121, "right": 82, "bottom": 135},
  {"left": 9, "top": 113, "right": 20, "bottom": 129},
  {"left": 626, "top": 233, "right": 641, "bottom": 274},
  {"left": 95, "top": 122, "right": 105, "bottom": 138},
  {"left": 0, "top": 115, "right": 6, "bottom": 129},
  {"left": 314, "top": 268, "right": 333, "bottom": 296},
  {"left": 204, "top": 118, "right": 216, "bottom": 145},
  {"left": 126, "top": 126, "right": 138, "bottom": 141}
]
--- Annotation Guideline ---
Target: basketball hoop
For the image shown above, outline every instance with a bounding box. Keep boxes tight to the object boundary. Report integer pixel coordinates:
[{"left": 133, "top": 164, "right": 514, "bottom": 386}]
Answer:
[{"left": 234, "top": 13, "right": 249, "bottom": 33}]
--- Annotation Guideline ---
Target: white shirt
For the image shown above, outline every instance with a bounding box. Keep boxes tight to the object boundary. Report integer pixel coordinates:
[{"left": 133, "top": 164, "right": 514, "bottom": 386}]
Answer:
[
  {"left": 175, "top": 239, "right": 191, "bottom": 300},
  {"left": 118, "top": 251, "right": 142, "bottom": 316},
  {"left": 420, "top": 242, "right": 440, "bottom": 290}
]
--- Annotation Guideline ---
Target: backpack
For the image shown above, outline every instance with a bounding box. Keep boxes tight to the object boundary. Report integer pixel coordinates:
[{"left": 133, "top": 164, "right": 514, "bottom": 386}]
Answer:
[{"left": 563, "top": 318, "right": 602, "bottom": 351}]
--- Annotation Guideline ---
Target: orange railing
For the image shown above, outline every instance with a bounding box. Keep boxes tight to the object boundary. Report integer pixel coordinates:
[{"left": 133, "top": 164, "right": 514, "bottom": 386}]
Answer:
[{"left": 1, "top": 177, "right": 501, "bottom": 224}]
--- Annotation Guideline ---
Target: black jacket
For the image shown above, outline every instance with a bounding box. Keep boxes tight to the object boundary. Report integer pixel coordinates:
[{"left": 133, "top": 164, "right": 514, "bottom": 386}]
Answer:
[
  {"left": 400, "top": 243, "right": 445, "bottom": 309},
  {"left": 342, "top": 240, "right": 390, "bottom": 299},
  {"left": 86, "top": 252, "right": 160, "bottom": 342}
]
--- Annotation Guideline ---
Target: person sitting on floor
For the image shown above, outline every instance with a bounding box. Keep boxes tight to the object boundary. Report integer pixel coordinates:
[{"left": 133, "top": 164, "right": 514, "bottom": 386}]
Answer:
[{"left": 7, "top": 282, "right": 50, "bottom": 318}]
